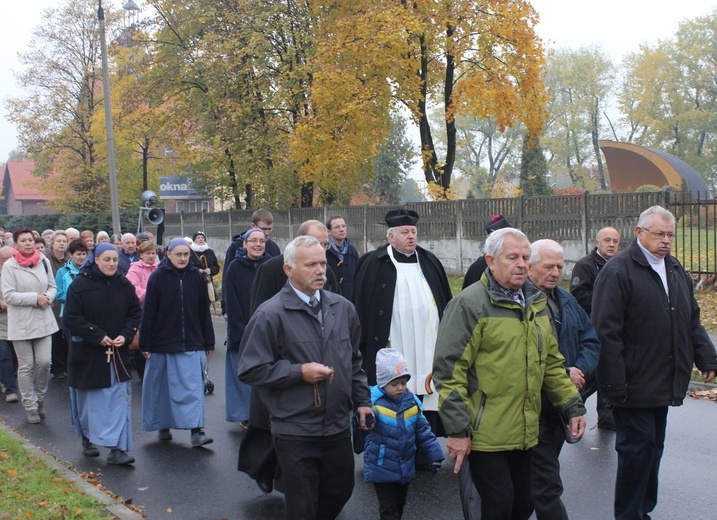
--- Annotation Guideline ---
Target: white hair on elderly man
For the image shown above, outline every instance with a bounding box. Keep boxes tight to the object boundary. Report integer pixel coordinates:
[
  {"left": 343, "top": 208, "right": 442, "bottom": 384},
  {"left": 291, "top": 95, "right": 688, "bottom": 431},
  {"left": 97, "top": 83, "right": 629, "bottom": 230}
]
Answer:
[
  {"left": 484, "top": 227, "right": 528, "bottom": 259},
  {"left": 529, "top": 239, "right": 563, "bottom": 265}
]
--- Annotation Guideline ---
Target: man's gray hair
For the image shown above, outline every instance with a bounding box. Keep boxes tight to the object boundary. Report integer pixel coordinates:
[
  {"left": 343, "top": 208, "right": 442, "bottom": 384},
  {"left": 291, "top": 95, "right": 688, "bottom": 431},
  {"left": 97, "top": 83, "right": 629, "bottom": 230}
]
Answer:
[
  {"left": 284, "top": 235, "right": 320, "bottom": 268},
  {"left": 637, "top": 205, "right": 676, "bottom": 228},
  {"left": 386, "top": 226, "right": 417, "bottom": 239},
  {"left": 529, "top": 239, "right": 563, "bottom": 265},
  {"left": 484, "top": 227, "right": 528, "bottom": 258}
]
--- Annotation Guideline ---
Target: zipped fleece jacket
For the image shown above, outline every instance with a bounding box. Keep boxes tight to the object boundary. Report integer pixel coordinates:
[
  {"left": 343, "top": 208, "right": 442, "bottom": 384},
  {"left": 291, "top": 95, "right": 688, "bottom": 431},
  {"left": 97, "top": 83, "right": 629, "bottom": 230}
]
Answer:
[
  {"left": 238, "top": 283, "right": 371, "bottom": 437},
  {"left": 592, "top": 239, "right": 717, "bottom": 407},
  {"left": 139, "top": 260, "right": 215, "bottom": 354},
  {"left": 363, "top": 386, "right": 444, "bottom": 485},
  {"left": 432, "top": 271, "right": 585, "bottom": 452}
]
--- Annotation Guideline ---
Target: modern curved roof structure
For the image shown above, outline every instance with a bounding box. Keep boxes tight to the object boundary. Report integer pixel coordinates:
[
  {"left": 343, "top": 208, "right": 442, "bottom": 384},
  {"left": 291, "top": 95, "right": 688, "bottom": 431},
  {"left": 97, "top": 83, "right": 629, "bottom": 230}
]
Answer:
[{"left": 599, "top": 140, "right": 709, "bottom": 197}]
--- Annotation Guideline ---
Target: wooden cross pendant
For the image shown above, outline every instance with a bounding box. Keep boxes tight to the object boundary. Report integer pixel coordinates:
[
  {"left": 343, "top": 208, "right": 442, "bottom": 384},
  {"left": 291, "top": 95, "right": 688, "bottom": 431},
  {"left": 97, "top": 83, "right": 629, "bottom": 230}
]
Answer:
[{"left": 106, "top": 347, "right": 113, "bottom": 363}]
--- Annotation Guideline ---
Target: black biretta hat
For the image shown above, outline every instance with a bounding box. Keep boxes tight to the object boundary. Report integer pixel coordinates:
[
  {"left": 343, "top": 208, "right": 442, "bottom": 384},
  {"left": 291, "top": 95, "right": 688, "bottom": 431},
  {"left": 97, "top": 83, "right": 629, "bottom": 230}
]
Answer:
[
  {"left": 485, "top": 215, "right": 513, "bottom": 234},
  {"left": 385, "top": 209, "right": 419, "bottom": 227}
]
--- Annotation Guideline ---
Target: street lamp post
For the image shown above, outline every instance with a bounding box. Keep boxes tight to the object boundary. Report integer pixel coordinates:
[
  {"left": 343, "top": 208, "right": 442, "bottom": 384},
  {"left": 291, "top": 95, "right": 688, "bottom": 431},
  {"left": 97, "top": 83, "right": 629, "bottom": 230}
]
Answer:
[{"left": 98, "top": 0, "right": 122, "bottom": 235}]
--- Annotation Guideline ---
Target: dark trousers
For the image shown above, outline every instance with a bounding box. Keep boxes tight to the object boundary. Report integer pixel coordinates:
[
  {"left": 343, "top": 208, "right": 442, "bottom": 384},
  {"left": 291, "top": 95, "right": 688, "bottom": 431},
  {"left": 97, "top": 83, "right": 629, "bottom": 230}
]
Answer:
[
  {"left": 374, "top": 482, "right": 409, "bottom": 520},
  {"left": 613, "top": 406, "right": 668, "bottom": 520},
  {"left": 530, "top": 405, "right": 569, "bottom": 520},
  {"left": 468, "top": 450, "right": 532, "bottom": 520},
  {"left": 273, "top": 434, "right": 354, "bottom": 520},
  {"left": 0, "top": 339, "right": 18, "bottom": 394},
  {"left": 51, "top": 328, "right": 68, "bottom": 376}
]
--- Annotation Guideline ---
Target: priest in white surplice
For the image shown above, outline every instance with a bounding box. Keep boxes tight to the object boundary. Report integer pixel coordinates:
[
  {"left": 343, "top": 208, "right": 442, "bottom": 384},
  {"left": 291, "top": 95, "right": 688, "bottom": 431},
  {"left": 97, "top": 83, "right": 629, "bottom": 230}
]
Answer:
[{"left": 352, "top": 209, "right": 452, "bottom": 417}]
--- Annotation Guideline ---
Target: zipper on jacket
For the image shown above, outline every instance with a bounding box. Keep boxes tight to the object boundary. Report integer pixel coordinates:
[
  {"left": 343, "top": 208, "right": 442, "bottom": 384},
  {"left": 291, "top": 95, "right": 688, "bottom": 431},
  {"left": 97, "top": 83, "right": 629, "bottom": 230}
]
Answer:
[
  {"left": 179, "top": 278, "right": 186, "bottom": 348},
  {"left": 536, "top": 319, "right": 543, "bottom": 362},
  {"left": 471, "top": 393, "right": 487, "bottom": 431}
]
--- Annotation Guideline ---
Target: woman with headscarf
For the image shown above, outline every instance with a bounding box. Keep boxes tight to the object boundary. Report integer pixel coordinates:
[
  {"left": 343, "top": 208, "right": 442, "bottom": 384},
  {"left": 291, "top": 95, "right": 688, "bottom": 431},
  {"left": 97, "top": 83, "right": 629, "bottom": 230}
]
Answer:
[
  {"left": 63, "top": 243, "right": 141, "bottom": 465},
  {"left": 223, "top": 228, "right": 270, "bottom": 427},
  {"left": 1, "top": 229, "right": 58, "bottom": 423},
  {"left": 189, "top": 231, "right": 219, "bottom": 299},
  {"left": 140, "top": 238, "right": 215, "bottom": 447}
]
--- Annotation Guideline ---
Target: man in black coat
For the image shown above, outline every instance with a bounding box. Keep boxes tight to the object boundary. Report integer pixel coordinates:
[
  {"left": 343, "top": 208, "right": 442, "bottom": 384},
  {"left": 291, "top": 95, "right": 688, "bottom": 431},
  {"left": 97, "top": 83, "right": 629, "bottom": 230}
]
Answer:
[
  {"left": 570, "top": 226, "right": 620, "bottom": 316},
  {"left": 592, "top": 206, "right": 717, "bottom": 520},
  {"left": 325, "top": 215, "right": 360, "bottom": 300},
  {"left": 351, "top": 209, "right": 452, "bottom": 400}
]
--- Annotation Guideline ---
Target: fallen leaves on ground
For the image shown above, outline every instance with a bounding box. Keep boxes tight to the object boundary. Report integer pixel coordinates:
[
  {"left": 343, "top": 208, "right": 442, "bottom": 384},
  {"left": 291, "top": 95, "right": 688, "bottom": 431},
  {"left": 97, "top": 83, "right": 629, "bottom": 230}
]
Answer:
[{"left": 688, "top": 388, "right": 717, "bottom": 401}]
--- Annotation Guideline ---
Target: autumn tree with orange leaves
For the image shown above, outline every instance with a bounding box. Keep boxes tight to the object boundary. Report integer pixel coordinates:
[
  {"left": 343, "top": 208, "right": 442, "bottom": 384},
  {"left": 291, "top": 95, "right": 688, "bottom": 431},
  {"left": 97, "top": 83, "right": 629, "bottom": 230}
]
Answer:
[{"left": 301, "top": 0, "right": 548, "bottom": 199}]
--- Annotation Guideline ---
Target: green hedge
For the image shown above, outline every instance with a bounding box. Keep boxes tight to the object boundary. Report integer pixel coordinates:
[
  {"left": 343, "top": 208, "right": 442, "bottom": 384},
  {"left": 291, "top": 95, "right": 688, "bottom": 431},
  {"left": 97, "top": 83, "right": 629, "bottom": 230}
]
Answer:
[{"left": 0, "top": 210, "right": 139, "bottom": 235}]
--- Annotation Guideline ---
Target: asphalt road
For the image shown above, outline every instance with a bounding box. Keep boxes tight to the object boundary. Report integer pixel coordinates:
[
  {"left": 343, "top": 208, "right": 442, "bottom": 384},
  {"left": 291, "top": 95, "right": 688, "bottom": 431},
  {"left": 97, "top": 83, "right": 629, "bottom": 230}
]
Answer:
[{"left": 1, "top": 318, "right": 717, "bottom": 519}]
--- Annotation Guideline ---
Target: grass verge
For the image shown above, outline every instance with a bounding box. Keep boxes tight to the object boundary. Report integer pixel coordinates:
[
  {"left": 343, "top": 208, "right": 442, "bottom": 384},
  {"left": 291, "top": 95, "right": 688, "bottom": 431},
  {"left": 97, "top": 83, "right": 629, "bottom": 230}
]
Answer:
[{"left": 0, "top": 429, "right": 114, "bottom": 520}]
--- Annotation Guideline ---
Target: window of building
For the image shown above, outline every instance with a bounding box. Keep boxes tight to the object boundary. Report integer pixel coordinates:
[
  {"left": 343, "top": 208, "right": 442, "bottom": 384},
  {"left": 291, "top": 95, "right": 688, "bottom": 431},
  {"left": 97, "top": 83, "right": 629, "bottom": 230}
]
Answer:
[
  {"left": 202, "top": 201, "right": 209, "bottom": 213},
  {"left": 175, "top": 200, "right": 184, "bottom": 212},
  {"left": 189, "top": 201, "right": 197, "bottom": 213}
]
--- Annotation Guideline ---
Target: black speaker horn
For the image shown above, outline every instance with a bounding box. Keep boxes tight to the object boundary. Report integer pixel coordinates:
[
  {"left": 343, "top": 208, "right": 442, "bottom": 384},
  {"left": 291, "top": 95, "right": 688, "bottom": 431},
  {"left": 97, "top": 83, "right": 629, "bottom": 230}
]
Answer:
[{"left": 147, "top": 208, "right": 164, "bottom": 225}]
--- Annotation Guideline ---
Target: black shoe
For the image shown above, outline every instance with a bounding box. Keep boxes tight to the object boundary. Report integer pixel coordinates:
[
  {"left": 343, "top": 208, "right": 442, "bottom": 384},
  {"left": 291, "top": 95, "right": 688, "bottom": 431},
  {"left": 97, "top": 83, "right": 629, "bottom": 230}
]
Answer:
[
  {"left": 256, "top": 479, "right": 273, "bottom": 494},
  {"left": 107, "top": 449, "right": 135, "bottom": 465},
  {"left": 158, "top": 428, "right": 173, "bottom": 441},
  {"left": 82, "top": 436, "right": 100, "bottom": 457}
]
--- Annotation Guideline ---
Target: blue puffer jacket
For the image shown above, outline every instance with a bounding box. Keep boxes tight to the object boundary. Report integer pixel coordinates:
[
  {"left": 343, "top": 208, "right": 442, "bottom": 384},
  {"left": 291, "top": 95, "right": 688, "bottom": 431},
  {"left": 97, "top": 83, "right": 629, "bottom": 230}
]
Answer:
[{"left": 363, "top": 386, "right": 444, "bottom": 484}]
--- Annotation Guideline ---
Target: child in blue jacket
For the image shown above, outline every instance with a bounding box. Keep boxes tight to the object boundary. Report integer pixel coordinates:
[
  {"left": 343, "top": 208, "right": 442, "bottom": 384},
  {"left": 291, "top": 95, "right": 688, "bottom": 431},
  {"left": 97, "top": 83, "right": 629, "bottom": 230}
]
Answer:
[{"left": 364, "top": 348, "right": 444, "bottom": 519}]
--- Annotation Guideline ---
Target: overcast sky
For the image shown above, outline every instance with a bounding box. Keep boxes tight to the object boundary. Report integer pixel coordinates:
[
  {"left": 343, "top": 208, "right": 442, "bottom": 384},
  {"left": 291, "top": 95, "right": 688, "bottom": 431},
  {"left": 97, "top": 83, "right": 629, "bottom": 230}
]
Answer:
[{"left": 0, "top": 0, "right": 715, "bottom": 162}]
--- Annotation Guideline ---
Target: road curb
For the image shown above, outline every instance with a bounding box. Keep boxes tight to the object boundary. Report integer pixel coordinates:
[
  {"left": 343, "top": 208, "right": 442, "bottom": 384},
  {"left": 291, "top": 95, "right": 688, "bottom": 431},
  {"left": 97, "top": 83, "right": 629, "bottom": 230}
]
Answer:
[{"left": 0, "top": 422, "right": 144, "bottom": 519}]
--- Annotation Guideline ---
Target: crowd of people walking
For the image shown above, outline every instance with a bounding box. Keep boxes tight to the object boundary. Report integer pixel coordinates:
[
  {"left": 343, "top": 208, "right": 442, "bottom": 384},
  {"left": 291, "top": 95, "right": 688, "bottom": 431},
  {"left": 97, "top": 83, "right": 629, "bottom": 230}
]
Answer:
[{"left": 0, "top": 204, "right": 715, "bottom": 520}]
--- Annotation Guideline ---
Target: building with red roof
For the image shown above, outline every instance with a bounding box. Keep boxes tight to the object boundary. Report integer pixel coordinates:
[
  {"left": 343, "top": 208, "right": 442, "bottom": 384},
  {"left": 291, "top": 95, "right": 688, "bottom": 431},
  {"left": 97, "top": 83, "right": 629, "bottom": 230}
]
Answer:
[{"left": 1, "top": 161, "right": 56, "bottom": 215}]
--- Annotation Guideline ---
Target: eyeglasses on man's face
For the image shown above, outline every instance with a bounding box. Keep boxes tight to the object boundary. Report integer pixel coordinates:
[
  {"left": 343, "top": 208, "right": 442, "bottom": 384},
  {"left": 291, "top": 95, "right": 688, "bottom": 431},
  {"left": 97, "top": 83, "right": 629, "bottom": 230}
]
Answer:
[
  {"left": 245, "top": 238, "right": 267, "bottom": 245},
  {"left": 641, "top": 227, "right": 676, "bottom": 240}
]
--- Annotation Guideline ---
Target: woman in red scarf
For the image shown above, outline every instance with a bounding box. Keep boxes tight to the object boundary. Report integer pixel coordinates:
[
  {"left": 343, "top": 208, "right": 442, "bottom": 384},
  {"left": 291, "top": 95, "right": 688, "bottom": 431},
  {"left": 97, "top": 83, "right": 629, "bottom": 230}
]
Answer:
[{"left": 1, "top": 229, "right": 58, "bottom": 423}]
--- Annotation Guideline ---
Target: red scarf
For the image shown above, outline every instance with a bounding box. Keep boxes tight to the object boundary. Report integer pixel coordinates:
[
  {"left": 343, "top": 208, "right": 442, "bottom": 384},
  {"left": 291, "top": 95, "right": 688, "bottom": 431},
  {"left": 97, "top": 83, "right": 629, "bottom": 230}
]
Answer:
[{"left": 13, "top": 249, "right": 41, "bottom": 268}]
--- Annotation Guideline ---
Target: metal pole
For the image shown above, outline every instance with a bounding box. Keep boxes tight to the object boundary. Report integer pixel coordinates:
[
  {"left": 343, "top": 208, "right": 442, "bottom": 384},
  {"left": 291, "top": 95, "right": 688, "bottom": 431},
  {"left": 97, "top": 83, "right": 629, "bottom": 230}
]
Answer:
[{"left": 98, "top": 1, "right": 122, "bottom": 235}]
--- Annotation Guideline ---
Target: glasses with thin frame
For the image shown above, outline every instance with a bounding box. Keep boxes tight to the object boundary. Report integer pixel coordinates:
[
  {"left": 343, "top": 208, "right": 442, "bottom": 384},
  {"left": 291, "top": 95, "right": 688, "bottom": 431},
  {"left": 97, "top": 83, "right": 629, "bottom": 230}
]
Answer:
[{"left": 642, "top": 227, "right": 677, "bottom": 240}]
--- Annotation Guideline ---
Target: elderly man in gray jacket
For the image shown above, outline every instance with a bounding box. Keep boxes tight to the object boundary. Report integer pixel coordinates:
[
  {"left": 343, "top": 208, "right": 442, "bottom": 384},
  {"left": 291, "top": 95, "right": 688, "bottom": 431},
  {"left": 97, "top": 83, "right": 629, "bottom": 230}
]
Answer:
[{"left": 239, "top": 235, "right": 373, "bottom": 520}]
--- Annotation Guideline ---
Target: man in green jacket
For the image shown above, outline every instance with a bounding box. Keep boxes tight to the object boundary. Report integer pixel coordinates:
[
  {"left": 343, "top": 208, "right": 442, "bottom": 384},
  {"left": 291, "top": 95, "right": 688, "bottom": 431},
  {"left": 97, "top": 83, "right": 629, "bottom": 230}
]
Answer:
[{"left": 433, "top": 227, "right": 586, "bottom": 520}]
